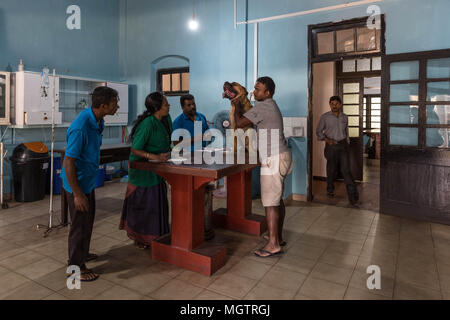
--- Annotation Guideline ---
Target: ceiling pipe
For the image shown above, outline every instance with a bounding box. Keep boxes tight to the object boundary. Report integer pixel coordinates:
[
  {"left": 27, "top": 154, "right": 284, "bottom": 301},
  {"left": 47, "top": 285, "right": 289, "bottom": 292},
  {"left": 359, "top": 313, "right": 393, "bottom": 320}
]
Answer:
[{"left": 236, "top": 0, "right": 384, "bottom": 25}]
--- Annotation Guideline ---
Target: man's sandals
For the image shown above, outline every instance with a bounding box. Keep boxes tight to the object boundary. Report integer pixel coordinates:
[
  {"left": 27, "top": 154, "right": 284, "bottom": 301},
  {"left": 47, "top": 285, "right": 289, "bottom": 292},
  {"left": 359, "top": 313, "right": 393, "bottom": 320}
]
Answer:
[
  {"left": 67, "top": 268, "right": 99, "bottom": 282},
  {"left": 134, "top": 240, "right": 150, "bottom": 250},
  {"left": 80, "top": 269, "right": 99, "bottom": 282},
  {"left": 254, "top": 248, "right": 283, "bottom": 258},
  {"left": 263, "top": 235, "right": 287, "bottom": 247}
]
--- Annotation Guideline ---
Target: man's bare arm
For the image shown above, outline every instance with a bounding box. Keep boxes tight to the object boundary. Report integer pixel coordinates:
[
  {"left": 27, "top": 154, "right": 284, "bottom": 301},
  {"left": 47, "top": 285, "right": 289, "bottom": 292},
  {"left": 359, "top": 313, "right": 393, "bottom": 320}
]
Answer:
[
  {"left": 234, "top": 106, "right": 253, "bottom": 128},
  {"left": 64, "top": 156, "right": 89, "bottom": 212}
]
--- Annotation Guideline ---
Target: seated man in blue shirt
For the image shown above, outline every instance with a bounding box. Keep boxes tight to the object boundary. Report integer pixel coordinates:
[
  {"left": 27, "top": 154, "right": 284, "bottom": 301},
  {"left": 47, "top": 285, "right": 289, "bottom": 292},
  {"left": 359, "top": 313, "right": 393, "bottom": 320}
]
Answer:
[
  {"left": 61, "top": 86, "right": 119, "bottom": 282},
  {"left": 172, "top": 94, "right": 210, "bottom": 151}
]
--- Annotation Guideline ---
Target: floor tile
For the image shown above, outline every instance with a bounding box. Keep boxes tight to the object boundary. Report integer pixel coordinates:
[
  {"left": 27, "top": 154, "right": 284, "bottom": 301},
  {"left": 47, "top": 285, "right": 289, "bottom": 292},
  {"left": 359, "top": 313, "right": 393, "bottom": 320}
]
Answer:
[
  {"left": 207, "top": 273, "right": 258, "bottom": 299},
  {"left": 58, "top": 278, "right": 115, "bottom": 300},
  {"left": 284, "top": 242, "right": 326, "bottom": 261},
  {"left": 176, "top": 270, "right": 218, "bottom": 288},
  {"left": 2, "top": 281, "right": 55, "bottom": 300},
  {"left": 101, "top": 266, "right": 172, "bottom": 296},
  {"left": 309, "top": 262, "right": 353, "bottom": 286},
  {"left": 0, "top": 251, "right": 47, "bottom": 270},
  {"left": 94, "top": 285, "right": 144, "bottom": 300},
  {"left": 260, "top": 265, "right": 307, "bottom": 291},
  {"left": 244, "top": 282, "right": 297, "bottom": 300},
  {"left": 319, "top": 250, "right": 359, "bottom": 270},
  {"left": 16, "top": 257, "right": 65, "bottom": 280},
  {"left": 149, "top": 279, "right": 203, "bottom": 300},
  {"left": 228, "top": 258, "right": 272, "bottom": 280},
  {"left": 42, "top": 293, "right": 69, "bottom": 300},
  {"left": 0, "top": 272, "right": 31, "bottom": 298},
  {"left": 194, "top": 289, "right": 234, "bottom": 300},
  {"left": 34, "top": 267, "right": 72, "bottom": 292},
  {"left": 394, "top": 282, "right": 442, "bottom": 300},
  {"left": 275, "top": 255, "right": 317, "bottom": 275},
  {"left": 297, "top": 277, "right": 346, "bottom": 300},
  {"left": 344, "top": 287, "right": 391, "bottom": 300}
]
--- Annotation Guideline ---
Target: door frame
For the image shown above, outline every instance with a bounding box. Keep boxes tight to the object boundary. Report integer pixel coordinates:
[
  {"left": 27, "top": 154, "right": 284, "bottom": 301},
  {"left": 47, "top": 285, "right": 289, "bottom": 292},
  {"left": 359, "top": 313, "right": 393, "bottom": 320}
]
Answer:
[{"left": 307, "top": 15, "right": 386, "bottom": 201}]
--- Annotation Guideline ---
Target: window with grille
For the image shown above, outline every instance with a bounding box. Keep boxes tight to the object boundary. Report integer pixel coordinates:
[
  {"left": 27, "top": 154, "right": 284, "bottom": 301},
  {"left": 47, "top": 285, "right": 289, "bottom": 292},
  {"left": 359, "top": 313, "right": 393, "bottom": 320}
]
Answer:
[
  {"left": 157, "top": 67, "right": 189, "bottom": 96},
  {"left": 363, "top": 95, "right": 381, "bottom": 130},
  {"left": 386, "top": 55, "right": 450, "bottom": 149},
  {"left": 311, "top": 17, "right": 383, "bottom": 61}
]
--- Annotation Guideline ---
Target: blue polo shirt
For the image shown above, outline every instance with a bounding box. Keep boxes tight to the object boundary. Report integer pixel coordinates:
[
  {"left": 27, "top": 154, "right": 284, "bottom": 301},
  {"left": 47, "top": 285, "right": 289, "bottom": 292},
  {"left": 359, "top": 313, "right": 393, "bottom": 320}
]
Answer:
[
  {"left": 172, "top": 112, "right": 209, "bottom": 150},
  {"left": 61, "top": 107, "right": 104, "bottom": 194}
]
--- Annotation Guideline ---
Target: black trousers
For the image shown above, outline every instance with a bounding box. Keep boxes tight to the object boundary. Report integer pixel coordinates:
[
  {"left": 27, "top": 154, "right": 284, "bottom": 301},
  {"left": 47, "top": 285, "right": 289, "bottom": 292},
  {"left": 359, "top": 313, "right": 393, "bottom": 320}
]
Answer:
[
  {"left": 324, "top": 142, "right": 359, "bottom": 202},
  {"left": 65, "top": 188, "right": 96, "bottom": 268}
]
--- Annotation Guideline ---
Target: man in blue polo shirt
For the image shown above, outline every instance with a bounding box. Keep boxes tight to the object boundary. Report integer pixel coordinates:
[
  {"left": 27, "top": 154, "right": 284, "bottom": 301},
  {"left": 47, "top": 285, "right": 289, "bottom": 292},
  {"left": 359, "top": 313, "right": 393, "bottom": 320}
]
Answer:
[
  {"left": 172, "top": 94, "right": 210, "bottom": 151},
  {"left": 61, "top": 86, "right": 119, "bottom": 282}
]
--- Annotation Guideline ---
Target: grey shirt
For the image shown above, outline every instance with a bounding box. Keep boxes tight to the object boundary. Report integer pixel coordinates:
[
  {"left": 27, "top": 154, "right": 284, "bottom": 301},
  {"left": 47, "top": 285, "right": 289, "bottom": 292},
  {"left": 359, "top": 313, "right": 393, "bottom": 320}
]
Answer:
[
  {"left": 244, "top": 98, "right": 289, "bottom": 157},
  {"left": 316, "top": 111, "right": 349, "bottom": 142}
]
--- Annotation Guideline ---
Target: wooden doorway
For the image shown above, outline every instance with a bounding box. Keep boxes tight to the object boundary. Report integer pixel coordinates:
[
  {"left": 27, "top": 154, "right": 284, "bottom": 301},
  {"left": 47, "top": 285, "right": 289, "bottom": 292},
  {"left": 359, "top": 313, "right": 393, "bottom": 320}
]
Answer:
[{"left": 307, "top": 16, "right": 385, "bottom": 210}]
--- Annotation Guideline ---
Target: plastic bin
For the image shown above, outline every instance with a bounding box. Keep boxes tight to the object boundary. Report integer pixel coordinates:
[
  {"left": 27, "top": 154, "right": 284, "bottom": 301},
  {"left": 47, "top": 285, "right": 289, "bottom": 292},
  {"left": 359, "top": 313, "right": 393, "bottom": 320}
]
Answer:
[
  {"left": 95, "top": 165, "right": 105, "bottom": 188},
  {"left": 105, "top": 165, "right": 115, "bottom": 181},
  {"left": 11, "top": 142, "right": 50, "bottom": 202},
  {"left": 46, "top": 156, "right": 62, "bottom": 195}
]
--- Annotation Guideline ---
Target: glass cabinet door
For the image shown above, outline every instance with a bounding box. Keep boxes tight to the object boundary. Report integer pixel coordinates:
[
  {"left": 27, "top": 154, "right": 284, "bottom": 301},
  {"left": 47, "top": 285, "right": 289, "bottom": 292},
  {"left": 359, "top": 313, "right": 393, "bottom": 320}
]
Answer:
[{"left": 0, "top": 72, "right": 10, "bottom": 125}]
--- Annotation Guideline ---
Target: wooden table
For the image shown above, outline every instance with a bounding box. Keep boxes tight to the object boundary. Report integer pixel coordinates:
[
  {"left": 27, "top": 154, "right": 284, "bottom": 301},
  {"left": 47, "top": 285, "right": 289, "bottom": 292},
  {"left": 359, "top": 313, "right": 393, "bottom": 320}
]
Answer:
[
  {"left": 55, "top": 144, "right": 131, "bottom": 225},
  {"left": 130, "top": 156, "right": 266, "bottom": 276}
]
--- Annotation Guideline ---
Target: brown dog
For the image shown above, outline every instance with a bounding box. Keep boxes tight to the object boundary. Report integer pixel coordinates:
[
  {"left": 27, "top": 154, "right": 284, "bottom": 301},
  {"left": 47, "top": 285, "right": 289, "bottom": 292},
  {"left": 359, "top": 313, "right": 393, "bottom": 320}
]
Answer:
[
  {"left": 222, "top": 81, "right": 254, "bottom": 152},
  {"left": 222, "top": 81, "right": 253, "bottom": 130}
]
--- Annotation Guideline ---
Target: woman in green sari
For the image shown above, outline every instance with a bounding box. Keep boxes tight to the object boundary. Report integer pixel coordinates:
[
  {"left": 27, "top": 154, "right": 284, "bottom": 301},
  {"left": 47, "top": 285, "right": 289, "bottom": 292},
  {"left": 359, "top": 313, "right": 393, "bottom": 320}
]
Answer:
[{"left": 120, "top": 92, "right": 172, "bottom": 249}]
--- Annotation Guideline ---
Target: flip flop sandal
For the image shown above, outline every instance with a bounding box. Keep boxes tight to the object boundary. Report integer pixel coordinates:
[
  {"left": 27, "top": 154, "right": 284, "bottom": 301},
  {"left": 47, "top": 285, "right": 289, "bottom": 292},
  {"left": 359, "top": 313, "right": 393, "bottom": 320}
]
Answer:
[
  {"left": 86, "top": 253, "right": 98, "bottom": 262},
  {"left": 253, "top": 248, "right": 283, "bottom": 258},
  {"left": 134, "top": 241, "right": 149, "bottom": 249},
  {"left": 80, "top": 269, "right": 99, "bottom": 282},
  {"left": 263, "top": 235, "right": 287, "bottom": 246}
]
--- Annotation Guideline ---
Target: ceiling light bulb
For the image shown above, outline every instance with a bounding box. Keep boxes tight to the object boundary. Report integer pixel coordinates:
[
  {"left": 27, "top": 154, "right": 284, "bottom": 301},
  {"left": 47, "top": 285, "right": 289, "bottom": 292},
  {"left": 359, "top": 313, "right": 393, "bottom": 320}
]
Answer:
[{"left": 188, "top": 19, "right": 198, "bottom": 31}]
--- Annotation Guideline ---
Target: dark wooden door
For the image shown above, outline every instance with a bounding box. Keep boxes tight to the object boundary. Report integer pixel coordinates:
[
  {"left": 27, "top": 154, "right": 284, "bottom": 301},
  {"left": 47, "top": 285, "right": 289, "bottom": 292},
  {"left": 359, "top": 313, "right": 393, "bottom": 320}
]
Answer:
[
  {"left": 381, "top": 49, "right": 450, "bottom": 224},
  {"left": 339, "top": 78, "right": 364, "bottom": 181}
]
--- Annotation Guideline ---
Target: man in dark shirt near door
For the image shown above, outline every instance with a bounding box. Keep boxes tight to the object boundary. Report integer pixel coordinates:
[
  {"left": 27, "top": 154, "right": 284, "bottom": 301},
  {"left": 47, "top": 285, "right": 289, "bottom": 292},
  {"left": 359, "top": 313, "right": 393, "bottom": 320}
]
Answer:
[{"left": 316, "top": 96, "right": 359, "bottom": 205}]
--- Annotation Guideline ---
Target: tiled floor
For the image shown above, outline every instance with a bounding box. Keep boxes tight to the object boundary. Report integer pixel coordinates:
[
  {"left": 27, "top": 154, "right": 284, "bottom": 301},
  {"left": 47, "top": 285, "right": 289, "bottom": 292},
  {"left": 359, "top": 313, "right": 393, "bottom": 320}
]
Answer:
[
  {"left": 312, "top": 157, "right": 380, "bottom": 212},
  {"left": 0, "top": 180, "right": 449, "bottom": 300}
]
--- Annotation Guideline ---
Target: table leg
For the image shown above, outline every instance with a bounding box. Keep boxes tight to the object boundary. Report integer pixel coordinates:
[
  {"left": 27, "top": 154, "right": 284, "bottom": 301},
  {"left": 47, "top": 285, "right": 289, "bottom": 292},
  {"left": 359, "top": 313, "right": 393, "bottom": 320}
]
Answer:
[
  {"left": 151, "top": 174, "right": 226, "bottom": 276},
  {"left": 212, "top": 169, "right": 267, "bottom": 236}
]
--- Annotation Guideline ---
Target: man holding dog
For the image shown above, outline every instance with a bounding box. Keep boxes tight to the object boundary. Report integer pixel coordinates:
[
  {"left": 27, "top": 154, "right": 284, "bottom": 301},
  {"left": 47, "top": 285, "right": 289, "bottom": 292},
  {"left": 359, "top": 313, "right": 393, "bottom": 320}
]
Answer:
[{"left": 233, "top": 76, "right": 293, "bottom": 257}]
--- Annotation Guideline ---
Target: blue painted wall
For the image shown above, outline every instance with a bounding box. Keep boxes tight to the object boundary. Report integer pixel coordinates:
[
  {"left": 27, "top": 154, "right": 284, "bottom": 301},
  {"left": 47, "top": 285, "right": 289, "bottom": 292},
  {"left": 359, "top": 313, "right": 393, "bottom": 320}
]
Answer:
[
  {"left": 1, "top": 0, "right": 450, "bottom": 198},
  {"left": 0, "top": 0, "right": 121, "bottom": 80}
]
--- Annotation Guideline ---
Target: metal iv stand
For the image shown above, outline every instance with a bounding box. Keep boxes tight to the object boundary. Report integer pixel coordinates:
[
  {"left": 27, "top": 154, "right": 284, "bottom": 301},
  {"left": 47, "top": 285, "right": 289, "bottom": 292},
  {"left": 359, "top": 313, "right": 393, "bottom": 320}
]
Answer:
[{"left": 36, "top": 68, "right": 65, "bottom": 237}]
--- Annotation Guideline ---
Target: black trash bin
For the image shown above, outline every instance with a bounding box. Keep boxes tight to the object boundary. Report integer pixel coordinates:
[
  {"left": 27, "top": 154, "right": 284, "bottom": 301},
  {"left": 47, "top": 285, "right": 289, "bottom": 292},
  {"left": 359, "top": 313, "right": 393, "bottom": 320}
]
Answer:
[{"left": 11, "top": 142, "right": 50, "bottom": 202}]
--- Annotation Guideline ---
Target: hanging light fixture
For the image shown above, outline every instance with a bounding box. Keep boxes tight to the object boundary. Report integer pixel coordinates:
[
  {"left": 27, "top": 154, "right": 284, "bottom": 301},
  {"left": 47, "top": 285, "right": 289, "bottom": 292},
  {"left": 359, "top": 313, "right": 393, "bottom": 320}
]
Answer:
[{"left": 188, "top": 0, "right": 199, "bottom": 31}]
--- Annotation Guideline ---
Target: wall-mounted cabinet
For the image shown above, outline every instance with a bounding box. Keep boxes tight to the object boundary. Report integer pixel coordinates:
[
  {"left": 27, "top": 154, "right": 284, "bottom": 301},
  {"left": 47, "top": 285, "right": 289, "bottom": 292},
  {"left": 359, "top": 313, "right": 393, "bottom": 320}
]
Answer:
[
  {"left": 5, "top": 71, "right": 128, "bottom": 127},
  {"left": 12, "top": 71, "right": 62, "bottom": 126}
]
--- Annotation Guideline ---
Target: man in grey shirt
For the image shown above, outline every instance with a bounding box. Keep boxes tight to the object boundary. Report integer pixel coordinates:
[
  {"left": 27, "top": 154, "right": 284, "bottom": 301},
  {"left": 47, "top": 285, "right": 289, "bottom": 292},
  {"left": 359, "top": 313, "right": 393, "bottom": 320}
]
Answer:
[
  {"left": 233, "top": 76, "right": 293, "bottom": 257},
  {"left": 316, "top": 96, "right": 359, "bottom": 205}
]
